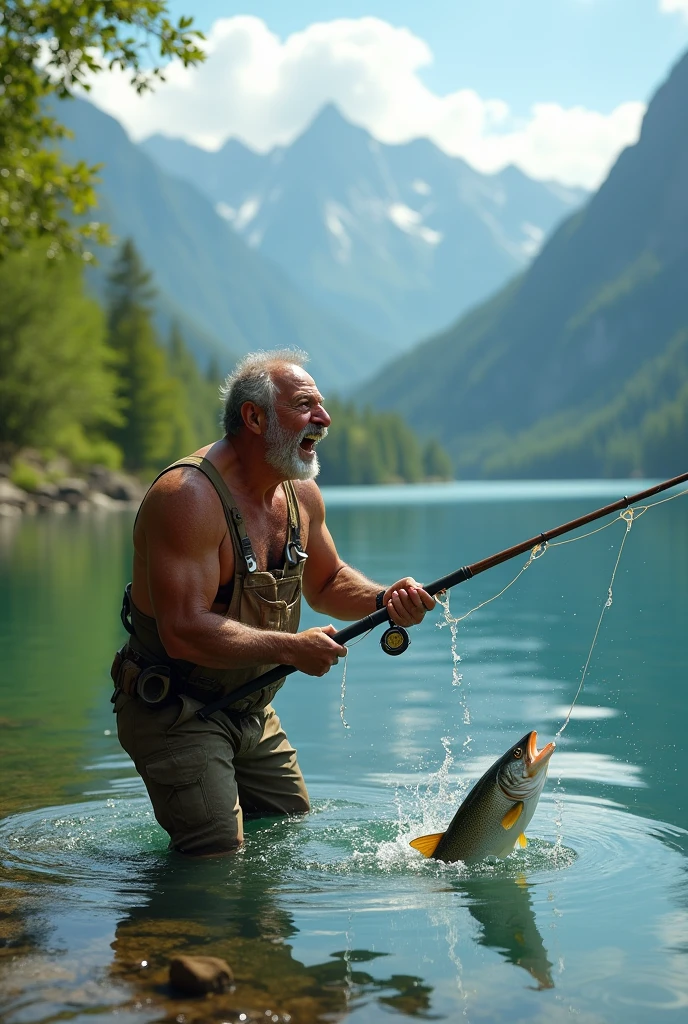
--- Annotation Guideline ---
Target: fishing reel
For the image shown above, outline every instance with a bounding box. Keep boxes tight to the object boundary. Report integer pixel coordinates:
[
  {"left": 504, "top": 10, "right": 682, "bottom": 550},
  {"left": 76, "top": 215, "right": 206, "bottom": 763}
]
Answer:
[
  {"left": 375, "top": 590, "right": 411, "bottom": 656},
  {"left": 380, "top": 623, "right": 411, "bottom": 656}
]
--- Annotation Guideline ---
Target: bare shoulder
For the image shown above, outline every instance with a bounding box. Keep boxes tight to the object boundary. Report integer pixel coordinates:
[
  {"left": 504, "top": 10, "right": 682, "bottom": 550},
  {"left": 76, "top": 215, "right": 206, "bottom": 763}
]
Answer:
[
  {"left": 292, "top": 479, "right": 325, "bottom": 523},
  {"left": 139, "top": 467, "right": 227, "bottom": 543}
]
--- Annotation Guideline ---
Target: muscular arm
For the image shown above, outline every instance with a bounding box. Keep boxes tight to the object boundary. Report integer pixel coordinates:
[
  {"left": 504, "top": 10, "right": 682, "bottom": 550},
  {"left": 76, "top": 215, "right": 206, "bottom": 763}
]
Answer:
[
  {"left": 139, "top": 472, "right": 344, "bottom": 675},
  {"left": 300, "top": 482, "right": 435, "bottom": 625}
]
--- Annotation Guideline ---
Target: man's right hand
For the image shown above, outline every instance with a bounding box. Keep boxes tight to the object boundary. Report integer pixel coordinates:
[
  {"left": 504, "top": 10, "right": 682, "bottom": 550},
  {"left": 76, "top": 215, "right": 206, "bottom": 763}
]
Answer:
[{"left": 289, "top": 625, "right": 348, "bottom": 676}]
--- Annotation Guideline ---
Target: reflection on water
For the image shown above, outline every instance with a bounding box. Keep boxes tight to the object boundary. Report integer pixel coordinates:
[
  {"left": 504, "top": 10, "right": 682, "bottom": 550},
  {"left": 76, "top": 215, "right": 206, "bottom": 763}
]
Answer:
[
  {"left": 1, "top": 483, "right": 688, "bottom": 1022},
  {"left": 457, "top": 875, "right": 554, "bottom": 990},
  {"left": 109, "top": 854, "right": 434, "bottom": 1023}
]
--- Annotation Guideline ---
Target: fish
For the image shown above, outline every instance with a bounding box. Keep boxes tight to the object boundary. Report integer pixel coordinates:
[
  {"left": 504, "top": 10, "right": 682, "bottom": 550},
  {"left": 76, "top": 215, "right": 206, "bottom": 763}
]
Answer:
[{"left": 410, "top": 731, "right": 555, "bottom": 864}]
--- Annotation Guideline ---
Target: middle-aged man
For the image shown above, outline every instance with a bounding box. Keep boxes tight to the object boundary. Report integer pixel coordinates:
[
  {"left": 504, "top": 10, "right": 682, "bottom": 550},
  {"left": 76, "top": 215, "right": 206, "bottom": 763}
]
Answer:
[{"left": 111, "top": 349, "right": 435, "bottom": 855}]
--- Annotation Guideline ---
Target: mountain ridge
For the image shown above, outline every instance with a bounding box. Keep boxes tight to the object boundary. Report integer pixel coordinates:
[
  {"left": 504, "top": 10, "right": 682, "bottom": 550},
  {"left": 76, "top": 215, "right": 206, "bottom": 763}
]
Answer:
[
  {"left": 58, "top": 98, "right": 393, "bottom": 390},
  {"left": 357, "top": 50, "right": 688, "bottom": 479},
  {"left": 142, "top": 103, "right": 586, "bottom": 347}
]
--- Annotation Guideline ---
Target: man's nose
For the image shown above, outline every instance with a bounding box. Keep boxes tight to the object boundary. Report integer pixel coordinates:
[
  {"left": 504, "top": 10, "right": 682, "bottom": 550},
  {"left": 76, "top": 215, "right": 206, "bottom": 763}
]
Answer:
[{"left": 313, "top": 404, "right": 331, "bottom": 428}]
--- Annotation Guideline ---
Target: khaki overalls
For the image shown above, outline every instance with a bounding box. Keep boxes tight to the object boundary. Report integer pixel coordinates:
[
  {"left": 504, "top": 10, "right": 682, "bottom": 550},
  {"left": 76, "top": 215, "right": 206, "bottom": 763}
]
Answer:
[{"left": 114, "top": 456, "right": 310, "bottom": 854}]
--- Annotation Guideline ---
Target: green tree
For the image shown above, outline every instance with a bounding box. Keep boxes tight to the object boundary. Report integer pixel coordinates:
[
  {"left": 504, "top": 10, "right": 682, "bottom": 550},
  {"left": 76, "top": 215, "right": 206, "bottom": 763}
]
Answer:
[
  {"left": 0, "top": 2, "right": 204, "bottom": 259},
  {"left": 167, "top": 321, "right": 222, "bottom": 452},
  {"left": 0, "top": 242, "right": 120, "bottom": 459},
  {"left": 422, "top": 438, "right": 453, "bottom": 480},
  {"left": 106, "top": 239, "right": 187, "bottom": 472},
  {"left": 317, "top": 398, "right": 453, "bottom": 485}
]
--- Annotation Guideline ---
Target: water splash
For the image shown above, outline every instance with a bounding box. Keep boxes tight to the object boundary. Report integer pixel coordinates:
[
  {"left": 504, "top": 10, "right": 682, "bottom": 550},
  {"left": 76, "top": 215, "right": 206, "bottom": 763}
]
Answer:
[
  {"left": 339, "top": 655, "right": 350, "bottom": 730},
  {"left": 437, "top": 592, "right": 470, "bottom": 729}
]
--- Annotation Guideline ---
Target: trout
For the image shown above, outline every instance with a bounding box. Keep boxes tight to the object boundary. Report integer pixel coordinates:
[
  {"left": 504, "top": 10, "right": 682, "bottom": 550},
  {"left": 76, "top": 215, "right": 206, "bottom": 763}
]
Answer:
[{"left": 410, "top": 731, "right": 555, "bottom": 864}]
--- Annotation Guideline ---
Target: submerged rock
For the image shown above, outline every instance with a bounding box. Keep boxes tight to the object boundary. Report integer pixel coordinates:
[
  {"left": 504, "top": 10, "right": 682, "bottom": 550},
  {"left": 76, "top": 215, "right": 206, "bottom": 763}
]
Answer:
[{"left": 168, "top": 955, "right": 234, "bottom": 996}]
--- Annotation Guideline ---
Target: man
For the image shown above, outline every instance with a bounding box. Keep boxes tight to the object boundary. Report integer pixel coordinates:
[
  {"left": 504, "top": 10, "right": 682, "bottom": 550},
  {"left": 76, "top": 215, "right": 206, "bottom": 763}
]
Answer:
[{"left": 112, "top": 349, "right": 435, "bottom": 855}]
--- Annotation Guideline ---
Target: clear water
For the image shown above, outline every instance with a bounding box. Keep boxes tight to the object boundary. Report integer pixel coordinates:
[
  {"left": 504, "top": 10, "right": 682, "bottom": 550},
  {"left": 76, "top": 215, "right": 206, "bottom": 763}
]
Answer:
[{"left": 1, "top": 481, "right": 687, "bottom": 1023}]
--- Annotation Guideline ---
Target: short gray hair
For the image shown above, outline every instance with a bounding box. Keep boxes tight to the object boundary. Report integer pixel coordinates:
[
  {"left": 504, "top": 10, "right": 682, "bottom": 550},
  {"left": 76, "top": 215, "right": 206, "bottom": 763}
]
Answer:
[{"left": 220, "top": 349, "right": 310, "bottom": 436}]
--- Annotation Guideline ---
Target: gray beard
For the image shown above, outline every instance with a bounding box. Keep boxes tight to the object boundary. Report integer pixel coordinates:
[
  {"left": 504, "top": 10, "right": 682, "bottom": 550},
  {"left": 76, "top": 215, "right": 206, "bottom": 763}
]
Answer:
[{"left": 264, "top": 417, "right": 327, "bottom": 481}]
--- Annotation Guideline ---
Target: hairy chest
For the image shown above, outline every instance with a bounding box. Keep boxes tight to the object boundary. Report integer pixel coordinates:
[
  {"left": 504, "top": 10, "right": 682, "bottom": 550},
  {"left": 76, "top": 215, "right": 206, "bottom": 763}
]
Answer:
[{"left": 218, "top": 491, "right": 309, "bottom": 580}]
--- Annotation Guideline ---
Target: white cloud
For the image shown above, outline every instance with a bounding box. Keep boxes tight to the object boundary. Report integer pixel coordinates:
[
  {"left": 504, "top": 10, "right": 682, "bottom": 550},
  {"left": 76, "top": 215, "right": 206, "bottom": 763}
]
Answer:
[
  {"left": 85, "top": 16, "right": 646, "bottom": 190},
  {"left": 660, "top": 0, "right": 688, "bottom": 19}
]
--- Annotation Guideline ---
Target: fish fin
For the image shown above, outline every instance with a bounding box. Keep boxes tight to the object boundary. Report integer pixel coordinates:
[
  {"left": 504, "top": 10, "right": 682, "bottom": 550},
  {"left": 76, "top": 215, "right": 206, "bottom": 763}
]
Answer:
[
  {"left": 518, "top": 832, "right": 527, "bottom": 848},
  {"left": 409, "top": 832, "right": 445, "bottom": 857},
  {"left": 501, "top": 801, "right": 524, "bottom": 830}
]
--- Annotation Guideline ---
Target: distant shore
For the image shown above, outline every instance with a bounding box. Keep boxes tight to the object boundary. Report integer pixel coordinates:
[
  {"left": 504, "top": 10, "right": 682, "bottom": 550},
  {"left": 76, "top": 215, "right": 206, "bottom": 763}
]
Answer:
[{"left": 0, "top": 454, "right": 144, "bottom": 517}]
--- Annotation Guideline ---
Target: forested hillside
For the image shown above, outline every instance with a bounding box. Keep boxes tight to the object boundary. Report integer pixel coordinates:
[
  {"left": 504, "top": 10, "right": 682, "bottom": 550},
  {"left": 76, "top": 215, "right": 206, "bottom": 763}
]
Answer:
[
  {"left": 0, "top": 241, "right": 220, "bottom": 477},
  {"left": 0, "top": 240, "right": 451, "bottom": 487},
  {"left": 361, "top": 50, "right": 688, "bottom": 479}
]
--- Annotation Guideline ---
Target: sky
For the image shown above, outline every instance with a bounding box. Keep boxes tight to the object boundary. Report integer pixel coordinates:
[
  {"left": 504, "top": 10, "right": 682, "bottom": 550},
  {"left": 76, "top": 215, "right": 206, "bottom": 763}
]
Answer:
[{"left": 87, "top": 1, "right": 688, "bottom": 189}]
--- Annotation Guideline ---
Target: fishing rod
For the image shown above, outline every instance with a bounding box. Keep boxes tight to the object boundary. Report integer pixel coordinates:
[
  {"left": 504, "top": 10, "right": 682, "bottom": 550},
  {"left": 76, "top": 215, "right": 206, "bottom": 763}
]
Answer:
[{"left": 196, "top": 470, "right": 688, "bottom": 720}]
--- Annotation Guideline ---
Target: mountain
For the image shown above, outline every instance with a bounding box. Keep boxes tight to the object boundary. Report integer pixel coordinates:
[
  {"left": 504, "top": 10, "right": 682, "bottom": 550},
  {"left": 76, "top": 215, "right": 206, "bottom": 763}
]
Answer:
[
  {"left": 57, "top": 99, "right": 393, "bottom": 390},
  {"left": 358, "top": 51, "right": 688, "bottom": 480},
  {"left": 142, "top": 105, "right": 586, "bottom": 347}
]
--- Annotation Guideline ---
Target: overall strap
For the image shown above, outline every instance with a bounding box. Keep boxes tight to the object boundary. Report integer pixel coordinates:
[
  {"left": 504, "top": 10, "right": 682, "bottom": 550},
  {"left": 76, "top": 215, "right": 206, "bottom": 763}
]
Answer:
[
  {"left": 187, "top": 458, "right": 258, "bottom": 573},
  {"left": 140, "top": 456, "right": 258, "bottom": 573},
  {"left": 283, "top": 480, "right": 308, "bottom": 568}
]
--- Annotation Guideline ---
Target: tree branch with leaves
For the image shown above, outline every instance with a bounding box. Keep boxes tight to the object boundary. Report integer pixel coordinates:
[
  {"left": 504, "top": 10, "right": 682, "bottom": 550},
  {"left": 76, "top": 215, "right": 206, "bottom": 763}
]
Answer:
[{"left": 0, "top": 1, "right": 204, "bottom": 259}]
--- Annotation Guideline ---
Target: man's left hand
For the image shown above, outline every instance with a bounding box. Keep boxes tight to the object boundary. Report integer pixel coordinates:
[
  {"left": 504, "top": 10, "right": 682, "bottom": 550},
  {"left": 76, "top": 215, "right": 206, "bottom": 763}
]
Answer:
[{"left": 382, "top": 578, "right": 436, "bottom": 627}]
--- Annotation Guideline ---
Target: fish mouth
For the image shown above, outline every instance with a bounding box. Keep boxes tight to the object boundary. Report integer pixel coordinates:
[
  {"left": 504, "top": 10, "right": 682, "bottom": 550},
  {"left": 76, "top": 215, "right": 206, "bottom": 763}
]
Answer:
[{"left": 525, "top": 730, "right": 556, "bottom": 777}]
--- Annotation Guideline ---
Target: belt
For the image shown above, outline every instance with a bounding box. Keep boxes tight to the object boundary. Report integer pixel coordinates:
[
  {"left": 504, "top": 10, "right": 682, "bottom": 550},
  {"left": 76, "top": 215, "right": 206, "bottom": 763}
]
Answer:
[{"left": 111, "top": 644, "right": 259, "bottom": 719}]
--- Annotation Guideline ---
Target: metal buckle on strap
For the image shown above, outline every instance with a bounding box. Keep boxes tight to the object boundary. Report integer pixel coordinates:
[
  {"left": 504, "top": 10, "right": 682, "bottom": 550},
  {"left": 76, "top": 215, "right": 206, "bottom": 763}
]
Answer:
[
  {"left": 120, "top": 584, "right": 135, "bottom": 635},
  {"left": 284, "top": 535, "right": 308, "bottom": 568},
  {"left": 232, "top": 508, "right": 258, "bottom": 572},
  {"left": 240, "top": 535, "right": 258, "bottom": 573},
  {"left": 283, "top": 483, "right": 307, "bottom": 567}
]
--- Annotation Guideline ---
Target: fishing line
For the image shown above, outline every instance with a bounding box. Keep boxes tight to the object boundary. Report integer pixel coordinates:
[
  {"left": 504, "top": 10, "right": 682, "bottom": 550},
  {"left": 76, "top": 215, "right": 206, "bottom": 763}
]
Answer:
[
  {"left": 432, "top": 485, "right": 688, "bottom": 738},
  {"left": 552, "top": 484, "right": 686, "bottom": 733},
  {"left": 556, "top": 509, "right": 636, "bottom": 737},
  {"left": 438, "top": 541, "right": 549, "bottom": 627},
  {"left": 436, "top": 544, "right": 548, "bottom": 731}
]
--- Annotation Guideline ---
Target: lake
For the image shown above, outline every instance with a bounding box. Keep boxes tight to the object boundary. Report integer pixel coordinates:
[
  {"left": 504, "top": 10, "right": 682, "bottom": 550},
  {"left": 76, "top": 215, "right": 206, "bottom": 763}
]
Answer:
[{"left": 1, "top": 480, "right": 687, "bottom": 1023}]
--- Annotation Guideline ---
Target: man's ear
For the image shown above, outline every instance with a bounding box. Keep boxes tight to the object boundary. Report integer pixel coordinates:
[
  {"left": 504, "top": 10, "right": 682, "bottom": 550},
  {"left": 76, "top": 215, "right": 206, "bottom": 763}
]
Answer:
[{"left": 241, "top": 401, "right": 265, "bottom": 435}]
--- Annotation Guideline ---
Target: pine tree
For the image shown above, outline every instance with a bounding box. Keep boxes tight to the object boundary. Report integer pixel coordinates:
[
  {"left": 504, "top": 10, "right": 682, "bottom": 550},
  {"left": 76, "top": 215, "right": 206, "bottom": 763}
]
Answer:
[{"left": 106, "top": 240, "right": 188, "bottom": 472}]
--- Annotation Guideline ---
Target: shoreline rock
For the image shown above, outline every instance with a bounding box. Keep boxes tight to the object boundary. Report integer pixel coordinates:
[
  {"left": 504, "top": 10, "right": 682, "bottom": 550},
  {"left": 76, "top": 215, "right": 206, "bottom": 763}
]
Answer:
[{"left": 0, "top": 463, "right": 145, "bottom": 517}]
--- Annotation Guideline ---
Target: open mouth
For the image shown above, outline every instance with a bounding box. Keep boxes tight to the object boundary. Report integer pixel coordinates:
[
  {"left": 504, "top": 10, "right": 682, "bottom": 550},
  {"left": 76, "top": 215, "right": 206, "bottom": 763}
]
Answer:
[
  {"left": 525, "top": 730, "right": 556, "bottom": 776},
  {"left": 298, "top": 432, "right": 325, "bottom": 456}
]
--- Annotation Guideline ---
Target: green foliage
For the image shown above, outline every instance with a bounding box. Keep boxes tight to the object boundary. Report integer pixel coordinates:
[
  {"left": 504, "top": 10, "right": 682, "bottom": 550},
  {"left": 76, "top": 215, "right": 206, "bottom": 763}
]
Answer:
[
  {"left": 0, "top": 1, "right": 204, "bottom": 259},
  {"left": 167, "top": 321, "right": 222, "bottom": 452},
  {"left": 51, "top": 422, "right": 122, "bottom": 469},
  {"left": 0, "top": 236, "right": 449, "bottom": 486},
  {"left": 318, "top": 399, "right": 453, "bottom": 485},
  {"left": 422, "top": 438, "right": 453, "bottom": 480},
  {"left": 0, "top": 243, "right": 121, "bottom": 450},
  {"left": 105, "top": 239, "right": 185, "bottom": 472},
  {"left": 10, "top": 459, "right": 43, "bottom": 492}
]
